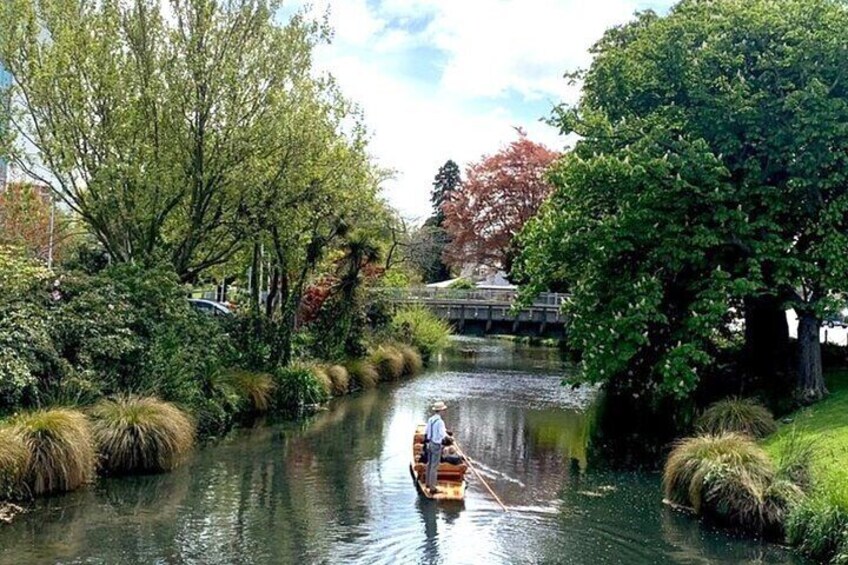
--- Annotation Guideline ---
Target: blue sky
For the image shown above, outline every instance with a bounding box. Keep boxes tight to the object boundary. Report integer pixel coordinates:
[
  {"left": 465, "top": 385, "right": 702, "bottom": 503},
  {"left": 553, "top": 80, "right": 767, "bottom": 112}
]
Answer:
[{"left": 282, "top": 0, "right": 677, "bottom": 219}]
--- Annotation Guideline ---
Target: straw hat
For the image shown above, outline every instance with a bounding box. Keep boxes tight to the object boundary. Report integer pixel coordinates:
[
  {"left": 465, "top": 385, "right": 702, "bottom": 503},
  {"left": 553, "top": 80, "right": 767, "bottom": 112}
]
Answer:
[{"left": 431, "top": 401, "right": 447, "bottom": 412}]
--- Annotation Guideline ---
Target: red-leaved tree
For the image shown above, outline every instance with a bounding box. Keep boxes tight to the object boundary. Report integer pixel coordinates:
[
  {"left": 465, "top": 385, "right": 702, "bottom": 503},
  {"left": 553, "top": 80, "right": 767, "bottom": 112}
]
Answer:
[
  {"left": 0, "top": 182, "right": 69, "bottom": 262},
  {"left": 442, "top": 131, "right": 559, "bottom": 271}
]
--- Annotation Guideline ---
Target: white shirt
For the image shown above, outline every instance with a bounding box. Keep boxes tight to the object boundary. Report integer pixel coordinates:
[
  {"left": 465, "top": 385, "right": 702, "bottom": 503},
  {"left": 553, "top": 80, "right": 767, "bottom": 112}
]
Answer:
[{"left": 425, "top": 413, "right": 447, "bottom": 445}]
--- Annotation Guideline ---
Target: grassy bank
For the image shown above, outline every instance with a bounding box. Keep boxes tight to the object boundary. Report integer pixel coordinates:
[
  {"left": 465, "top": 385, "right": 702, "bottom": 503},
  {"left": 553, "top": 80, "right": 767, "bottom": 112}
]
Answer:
[
  {"left": 662, "top": 378, "right": 848, "bottom": 562},
  {"left": 765, "top": 370, "right": 848, "bottom": 505},
  {"left": 764, "top": 370, "right": 848, "bottom": 562}
]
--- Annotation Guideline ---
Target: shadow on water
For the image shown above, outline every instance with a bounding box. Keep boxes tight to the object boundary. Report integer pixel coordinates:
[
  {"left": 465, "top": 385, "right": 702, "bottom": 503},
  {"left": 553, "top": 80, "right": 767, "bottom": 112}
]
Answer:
[{"left": 0, "top": 338, "right": 806, "bottom": 564}]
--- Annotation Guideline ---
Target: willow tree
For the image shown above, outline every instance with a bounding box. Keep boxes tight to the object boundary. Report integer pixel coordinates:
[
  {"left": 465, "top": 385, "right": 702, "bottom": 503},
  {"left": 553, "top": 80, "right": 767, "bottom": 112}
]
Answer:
[
  {"left": 516, "top": 0, "right": 848, "bottom": 404},
  {"left": 0, "top": 0, "right": 326, "bottom": 280}
]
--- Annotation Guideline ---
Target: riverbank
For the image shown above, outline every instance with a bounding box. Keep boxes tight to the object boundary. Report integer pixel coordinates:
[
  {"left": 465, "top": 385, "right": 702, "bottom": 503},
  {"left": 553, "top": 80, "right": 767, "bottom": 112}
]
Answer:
[
  {"left": 0, "top": 342, "right": 433, "bottom": 523},
  {"left": 764, "top": 369, "right": 848, "bottom": 562},
  {"left": 0, "top": 339, "right": 801, "bottom": 564},
  {"left": 489, "top": 335, "right": 563, "bottom": 348}
]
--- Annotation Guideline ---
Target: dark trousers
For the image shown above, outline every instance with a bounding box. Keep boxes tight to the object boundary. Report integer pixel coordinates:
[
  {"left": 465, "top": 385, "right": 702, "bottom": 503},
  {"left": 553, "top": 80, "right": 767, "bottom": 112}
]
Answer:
[{"left": 426, "top": 442, "right": 442, "bottom": 489}]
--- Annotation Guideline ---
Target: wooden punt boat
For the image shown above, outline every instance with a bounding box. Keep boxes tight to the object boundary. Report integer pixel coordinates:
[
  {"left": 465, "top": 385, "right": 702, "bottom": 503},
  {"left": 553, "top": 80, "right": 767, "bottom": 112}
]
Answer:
[{"left": 409, "top": 424, "right": 467, "bottom": 501}]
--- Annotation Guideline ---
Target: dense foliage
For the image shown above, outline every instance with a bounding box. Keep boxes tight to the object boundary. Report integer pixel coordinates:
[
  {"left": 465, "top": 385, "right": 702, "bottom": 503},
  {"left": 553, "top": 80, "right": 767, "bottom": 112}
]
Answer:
[
  {"left": 388, "top": 305, "right": 452, "bottom": 361},
  {"left": 515, "top": 0, "right": 848, "bottom": 404}
]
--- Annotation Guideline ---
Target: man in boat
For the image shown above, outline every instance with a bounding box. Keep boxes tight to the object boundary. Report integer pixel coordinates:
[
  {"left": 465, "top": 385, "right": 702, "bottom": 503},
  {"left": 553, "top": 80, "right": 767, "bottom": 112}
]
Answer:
[{"left": 424, "top": 401, "right": 448, "bottom": 495}]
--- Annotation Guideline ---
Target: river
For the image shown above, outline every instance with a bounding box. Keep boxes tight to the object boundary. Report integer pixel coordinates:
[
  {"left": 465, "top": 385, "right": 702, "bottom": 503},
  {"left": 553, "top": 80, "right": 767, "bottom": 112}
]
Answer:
[{"left": 0, "top": 338, "right": 804, "bottom": 564}]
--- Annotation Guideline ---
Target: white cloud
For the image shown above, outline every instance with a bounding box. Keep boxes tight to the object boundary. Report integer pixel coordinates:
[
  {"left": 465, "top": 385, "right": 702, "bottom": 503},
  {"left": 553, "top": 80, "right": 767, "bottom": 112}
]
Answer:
[{"left": 284, "top": 0, "right": 671, "bottom": 219}]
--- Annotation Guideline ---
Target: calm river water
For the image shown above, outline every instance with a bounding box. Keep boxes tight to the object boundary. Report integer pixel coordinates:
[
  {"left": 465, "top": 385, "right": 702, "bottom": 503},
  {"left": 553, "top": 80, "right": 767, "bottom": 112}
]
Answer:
[{"left": 0, "top": 338, "right": 804, "bottom": 564}]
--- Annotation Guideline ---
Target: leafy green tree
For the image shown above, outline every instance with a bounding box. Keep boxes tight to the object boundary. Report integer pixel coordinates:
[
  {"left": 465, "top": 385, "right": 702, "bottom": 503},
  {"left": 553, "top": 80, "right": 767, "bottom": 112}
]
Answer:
[
  {"left": 516, "top": 0, "right": 848, "bottom": 403},
  {"left": 235, "top": 74, "right": 383, "bottom": 367},
  {"left": 0, "top": 0, "right": 326, "bottom": 281}
]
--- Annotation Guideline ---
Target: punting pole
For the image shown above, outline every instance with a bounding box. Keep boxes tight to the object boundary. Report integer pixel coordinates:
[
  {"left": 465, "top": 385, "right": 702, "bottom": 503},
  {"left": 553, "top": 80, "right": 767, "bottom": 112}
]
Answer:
[{"left": 454, "top": 440, "right": 508, "bottom": 512}]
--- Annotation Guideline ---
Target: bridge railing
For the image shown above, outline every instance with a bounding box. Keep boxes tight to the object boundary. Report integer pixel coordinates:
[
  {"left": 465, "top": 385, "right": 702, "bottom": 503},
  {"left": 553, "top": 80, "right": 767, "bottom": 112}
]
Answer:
[{"left": 373, "top": 287, "right": 568, "bottom": 309}]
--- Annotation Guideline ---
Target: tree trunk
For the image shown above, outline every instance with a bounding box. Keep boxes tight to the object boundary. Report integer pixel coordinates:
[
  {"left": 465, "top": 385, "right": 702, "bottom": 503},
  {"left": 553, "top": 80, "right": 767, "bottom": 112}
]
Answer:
[
  {"left": 250, "top": 241, "right": 260, "bottom": 315},
  {"left": 743, "top": 295, "right": 791, "bottom": 391},
  {"left": 796, "top": 311, "right": 827, "bottom": 403},
  {"left": 265, "top": 268, "right": 280, "bottom": 319}
]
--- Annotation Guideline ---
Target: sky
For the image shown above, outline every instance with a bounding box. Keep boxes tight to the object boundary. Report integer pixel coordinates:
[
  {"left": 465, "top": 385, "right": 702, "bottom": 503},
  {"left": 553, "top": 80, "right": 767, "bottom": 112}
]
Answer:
[{"left": 280, "top": 0, "right": 676, "bottom": 221}]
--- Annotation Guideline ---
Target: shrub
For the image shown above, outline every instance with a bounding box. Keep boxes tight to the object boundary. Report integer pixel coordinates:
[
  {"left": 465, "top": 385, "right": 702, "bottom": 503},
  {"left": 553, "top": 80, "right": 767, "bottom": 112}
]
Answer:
[
  {"left": 663, "top": 433, "right": 798, "bottom": 533},
  {"left": 272, "top": 364, "right": 329, "bottom": 412},
  {"left": 0, "top": 247, "right": 60, "bottom": 411},
  {"left": 0, "top": 426, "right": 29, "bottom": 499},
  {"left": 326, "top": 365, "right": 350, "bottom": 396},
  {"left": 696, "top": 398, "right": 777, "bottom": 438},
  {"left": 837, "top": 534, "right": 848, "bottom": 565},
  {"left": 90, "top": 396, "right": 195, "bottom": 475},
  {"left": 389, "top": 305, "right": 451, "bottom": 361},
  {"left": 225, "top": 370, "right": 275, "bottom": 413},
  {"left": 370, "top": 345, "right": 404, "bottom": 380},
  {"left": 14, "top": 408, "right": 96, "bottom": 495},
  {"left": 786, "top": 493, "right": 848, "bottom": 562},
  {"left": 394, "top": 343, "right": 423, "bottom": 376},
  {"left": 345, "top": 360, "right": 379, "bottom": 389}
]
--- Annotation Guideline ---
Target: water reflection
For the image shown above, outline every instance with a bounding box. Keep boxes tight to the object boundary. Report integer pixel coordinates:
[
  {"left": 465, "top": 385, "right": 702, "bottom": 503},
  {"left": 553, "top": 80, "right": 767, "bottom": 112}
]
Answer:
[{"left": 0, "top": 340, "right": 804, "bottom": 564}]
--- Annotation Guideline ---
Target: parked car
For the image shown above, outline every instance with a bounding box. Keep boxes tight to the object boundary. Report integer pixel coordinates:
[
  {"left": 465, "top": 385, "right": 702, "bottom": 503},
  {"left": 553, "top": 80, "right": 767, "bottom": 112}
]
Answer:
[
  {"left": 824, "top": 308, "right": 848, "bottom": 328},
  {"left": 188, "top": 298, "right": 232, "bottom": 316}
]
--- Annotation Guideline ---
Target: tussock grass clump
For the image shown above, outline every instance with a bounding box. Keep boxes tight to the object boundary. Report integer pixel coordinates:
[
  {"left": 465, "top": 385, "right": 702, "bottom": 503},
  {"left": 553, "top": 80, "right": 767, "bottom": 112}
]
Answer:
[
  {"left": 786, "top": 493, "right": 848, "bottom": 563},
  {"left": 311, "top": 366, "right": 333, "bottom": 396},
  {"left": 90, "top": 396, "right": 195, "bottom": 475},
  {"left": 394, "top": 343, "right": 424, "bottom": 376},
  {"left": 0, "top": 427, "right": 30, "bottom": 498},
  {"left": 663, "top": 433, "right": 797, "bottom": 533},
  {"left": 226, "top": 370, "right": 275, "bottom": 413},
  {"left": 14, "top": 408, "right": 96, "bottom": 495},
  {"left": 370, "top": 345, "right": 404, "bottom": 380},
  {"left": 326, "top": 365, "right": 350, "bottom": 396},
  {"left": 696, "top": 398, "right": 777, "bottom": 438},
  {"left": 346, "top": 359, "right": 379, "bottom": 389}
]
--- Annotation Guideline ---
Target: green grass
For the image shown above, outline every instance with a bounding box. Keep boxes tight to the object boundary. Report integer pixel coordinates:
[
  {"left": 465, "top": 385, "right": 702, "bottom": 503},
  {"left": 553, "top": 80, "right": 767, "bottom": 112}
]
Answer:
[
  {"left": 764, "top": 370, "right": 848, "bottom": 561},
  {"left": 765, "top": 370, "right": 848, "bottom": 509},
  {"left": 90, "top": 396, "right": 195, "bottom": 475},
  {"left": 697, "top": 398, "right": 777, "bottom": 439}
]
